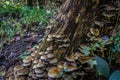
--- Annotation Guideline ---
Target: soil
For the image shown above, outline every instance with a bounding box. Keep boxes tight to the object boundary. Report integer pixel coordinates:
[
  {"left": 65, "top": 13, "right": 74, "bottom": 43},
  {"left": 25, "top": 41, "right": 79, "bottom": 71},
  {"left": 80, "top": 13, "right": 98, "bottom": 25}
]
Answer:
[{"left": 0, "top": 27, "right": 45, "bottom": 69}]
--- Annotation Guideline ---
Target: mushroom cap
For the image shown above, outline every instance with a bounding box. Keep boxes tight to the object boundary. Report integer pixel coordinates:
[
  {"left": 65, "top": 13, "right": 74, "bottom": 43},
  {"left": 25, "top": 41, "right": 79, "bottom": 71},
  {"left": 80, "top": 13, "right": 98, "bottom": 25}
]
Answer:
[
  {"left": 34, "top": 68, "right": 44, "bottom": 74},
  {"left": 47, "top": 25, "right": 52, "bottom": 29},
  {"left": 44, "top": 51, "right": 49, "bottom": 54},
  {"left": 17, "top": 69, "right": 28, "bottom": 76},
  {"left": 63, "top": 38, "right": 70, "bottom": 43},
  {"left": 62, "top": 44, "right": 70, "bottom": 47},
  {"left": 23, "top": 62, "right": 31, "bottom": 67},
  {"left": 47, "top": 53, "right": 54, "bottom": 59},
  {"left": 49, "top": 58, "right": 58, "bottom": 64},
  {"left": 57, "top": 61, "right": 64, "bottom": 69},
  {"left": 48, "top": 34, "right": 53, "bottom": 38},
  {"left": 78, "top": 54, "right": 94, "bottom": 64},
  {"left": 23, "top": 56, "right": 32, "bottom": 63},
  {"left": 65, "top": 54, "right": 76, "bottom": 62},
  {"left": 48, "top": 67, "right": 63, "bottom": 78},
  {"left": 36, "top": 61, "right": 45, "bottom": 68},
  {"left": 64, "top": 62, "right": 77, "bottom": 72},
  {"left": 52, "top": 34, "right": 57, "bottom": 38},
  {"left": 55, "top": 34, "right": 64, "bottom": 39},
  {"left": 33, "top": 59, "right": 39, "bottom": 64},
  {"left": 47, "top": 46, "right": 53, "bottom": 51},
  {"left": 39, "top": 51, "right": 45, "bottom": 56},
  {"left": 47, "top": 37, "right": 53, "bottom": 42},
  {"left": 36, "top": 73, "right": 46, "bottom": 78},
  {"left": 15, "top": 76, "right": 26, "bottom": 80},
  {"left": 56, "top": 39, "right": 63, "bottom": 43},
  {"left": 40, "top": 55, "right": 48, "bottom": 60},
  {"left": 31, "top": 53, "right": 38, "bottom": 57},
  {"left": 14, "top": 65, "right": 24, "bottom": 71},
  {"left": 78, "top": 55, "right": 94, "bottom": 64},
  {"left": 33, "top": 64, "right": 37, "bottom": 69}
]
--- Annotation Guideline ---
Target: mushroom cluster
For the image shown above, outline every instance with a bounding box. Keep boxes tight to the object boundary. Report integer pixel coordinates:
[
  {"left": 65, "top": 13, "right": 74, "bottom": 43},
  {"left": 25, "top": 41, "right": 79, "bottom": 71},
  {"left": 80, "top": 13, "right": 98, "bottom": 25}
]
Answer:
[
  {"left": 12, "top": 65, "right": 28, "bottom": 80},
  {"left": 8, "top": 30, "right": 95, "bottom": 80}
]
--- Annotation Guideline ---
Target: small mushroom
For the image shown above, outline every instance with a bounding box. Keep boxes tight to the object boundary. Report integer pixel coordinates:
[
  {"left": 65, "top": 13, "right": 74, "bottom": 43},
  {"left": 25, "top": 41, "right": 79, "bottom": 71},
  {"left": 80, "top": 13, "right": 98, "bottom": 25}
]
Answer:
[
  {"left": 36, "top": 60, "right": 45, "bottom": 68},
  {"left": 44, "top": 51, "right": 49, "bottom": 54},
  {"left": 31, "top": 53, "right": 39, "bottom": 60},
  {"left": 78, "top": 56, "right": 94, "bottom": 64},
  {"left": 47, "top": 25, "right": 53, "bottom": 29},
  {"left": 33, "top": 64, "right": 38, "bottom": 69},
  {"left": 47, "top": 46, "right": 54, "bottom": 51},
  {"left": 47, "top": 37, "right": 54, "bottom": 42},
  {"left": 49, "top": 58, "right": 58, "bottom": 64},
  {"left": 31, "top": 53, "right": 38, "bottom": 58},
  {"left": 55, "top": 34, "right": 64, "bottom": 39},
  {"left": 62, "top": 44, "right": 70, "bottom": 48},
  {"left": 57, "top": 61, "right": 64, "bottom": 69},
  {"left": 36, "top": 72, "right": 46, "bottom": 78},
  {"left": 17, "top": 69, "right": 28, "bottom": 76},
  {"left": 14, "top": 65, "right": 24, "bottom": 71},
  {"left": 48, "top": 34, "right": 53, "bottom": 38},
  {"left": 33, "top": 59, "right": 39, "bottom": 64},
  {"left": 23, "top": 62, "right": 31, "bottom": 67},
  {"left": 15, "top": 75, "right": 26, "bottom": 80},
  {"left": 40, "top": 55, "right": 48, "bottom": 60},
  {"left": 48, "top": 67, "right": 63, "bottom": 79},
  {"left": 63, "top": 38, "right": 70, "bottom": 43},
  {"left": 64, "top": 62, "right": 77, "bottom": 72},
  {"left": 34, "top": 68, "right": 44, "bottom": 74},
  {"left": 47, "top": 53, "right": 54, "bottom": 59},
  {"left": 39, "top": 51, "right": 45, "bottom": 56},
  {"left": 23, "top": 56, "right": 32, "bottom": 63},
  {"left": 65, "top": 53, "right": 77, "bottom": 62}
]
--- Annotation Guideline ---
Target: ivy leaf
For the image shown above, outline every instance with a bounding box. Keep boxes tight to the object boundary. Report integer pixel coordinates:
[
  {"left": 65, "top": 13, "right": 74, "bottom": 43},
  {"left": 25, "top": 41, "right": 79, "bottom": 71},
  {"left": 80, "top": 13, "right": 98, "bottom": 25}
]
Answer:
[
  {"left": 95, "top": 56, "right": 110, "bottom": 78},
  {"left": 109, "top": 70, "right": 120, "bottom": 80},
  {"left": 80, "top": 46, "right": 91, "bottom": 56},
  {"left": 114, "top": 45, "right": 120, "bottom": 52}
]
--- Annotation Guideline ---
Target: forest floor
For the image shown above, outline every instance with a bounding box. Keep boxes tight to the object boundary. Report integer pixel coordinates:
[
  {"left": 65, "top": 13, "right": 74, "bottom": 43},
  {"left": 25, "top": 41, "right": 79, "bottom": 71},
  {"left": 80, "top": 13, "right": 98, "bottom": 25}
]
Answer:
[
  {"left": 0, "top": 18, "right": 47, "bottom": 80},
  {"left": 0, "top": 2, "right": 54, "bottom": 79},
  {"left": 0, "top": 26, "right": 45, "bottom": 69}
]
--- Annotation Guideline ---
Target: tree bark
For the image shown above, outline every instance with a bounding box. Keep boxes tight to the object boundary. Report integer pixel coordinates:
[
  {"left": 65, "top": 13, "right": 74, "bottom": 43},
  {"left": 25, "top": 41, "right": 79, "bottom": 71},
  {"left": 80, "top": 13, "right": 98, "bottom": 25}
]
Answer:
[{"left": 39, "top": 0, "right": 100, "bottom": 58}]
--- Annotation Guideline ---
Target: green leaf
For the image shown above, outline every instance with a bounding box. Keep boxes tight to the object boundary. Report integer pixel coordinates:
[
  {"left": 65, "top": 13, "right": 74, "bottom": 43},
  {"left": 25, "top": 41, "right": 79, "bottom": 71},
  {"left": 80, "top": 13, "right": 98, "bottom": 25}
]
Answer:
[
  {"left": 109, "top": 70, "right": 120, "bottom": 80},
  {"left": 80, "top": 46, "right": 91, "bottom": 56},
  {"left": 95, "top": 56, "right": 110, "bottom": 78}
]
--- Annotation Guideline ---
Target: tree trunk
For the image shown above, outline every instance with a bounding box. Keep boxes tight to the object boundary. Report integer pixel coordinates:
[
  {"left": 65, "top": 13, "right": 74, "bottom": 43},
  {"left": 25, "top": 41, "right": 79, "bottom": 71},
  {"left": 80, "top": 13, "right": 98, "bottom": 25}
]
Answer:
[
  {"left": 39, "top": 0, "right": 100, "bottom": 58},
  {"left": 26, "top": 0, "right": 33, "bottom": 7}
]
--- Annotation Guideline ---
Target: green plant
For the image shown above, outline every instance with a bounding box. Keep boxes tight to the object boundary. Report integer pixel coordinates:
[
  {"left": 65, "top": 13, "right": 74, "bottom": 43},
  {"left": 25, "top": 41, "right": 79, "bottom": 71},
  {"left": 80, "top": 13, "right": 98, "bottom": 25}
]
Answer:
[
  {"left": 20, "top": 6, "right": 51, "bottom": 28},
  {"left": 0, "top": 1, "right": 23, "bottom": 15},
  {"left": 80, "top": 46, "right": 91, "bottom": 56},
  {"left": 109, "top": 70, "right": 120, "bottom": 80},
  {"left": 95, "top": 56, "right": 110, "bottom": 78},
  {"left": 95, "top": 56, "right": 120, "bottom": 80},
  {"left": 0, "top": 20, "right": 23, "bottom": 40}
]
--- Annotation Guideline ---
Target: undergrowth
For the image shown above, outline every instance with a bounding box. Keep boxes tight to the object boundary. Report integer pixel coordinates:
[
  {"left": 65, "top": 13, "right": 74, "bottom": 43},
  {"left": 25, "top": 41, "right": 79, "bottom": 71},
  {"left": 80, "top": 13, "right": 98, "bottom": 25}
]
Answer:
[{"left": 0, "top": 0, "right": 54, "bottom": 50}]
